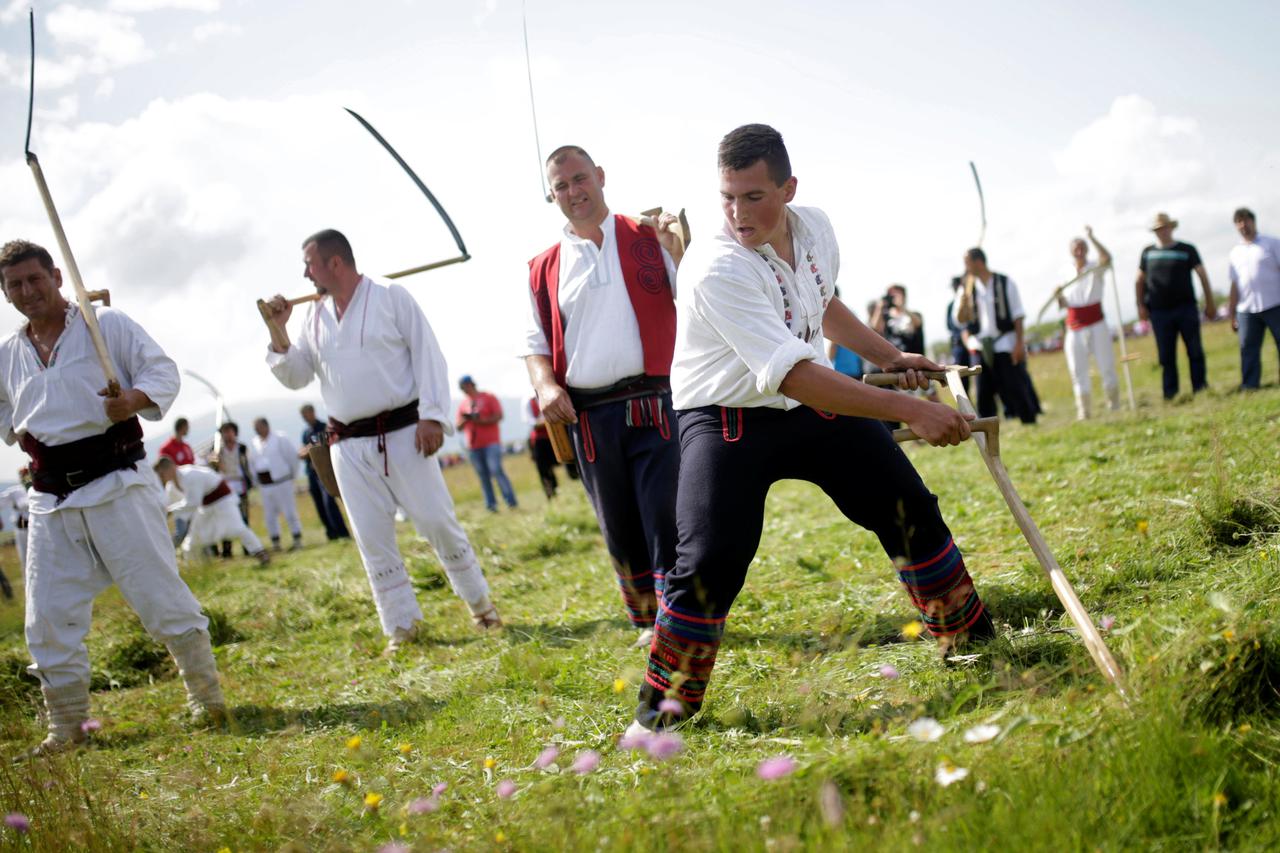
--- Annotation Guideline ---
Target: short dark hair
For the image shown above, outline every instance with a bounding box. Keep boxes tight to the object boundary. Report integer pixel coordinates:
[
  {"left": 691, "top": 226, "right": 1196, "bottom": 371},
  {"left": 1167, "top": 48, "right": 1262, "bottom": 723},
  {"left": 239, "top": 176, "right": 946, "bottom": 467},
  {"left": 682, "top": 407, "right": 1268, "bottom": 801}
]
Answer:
[
  {"left": 888, "top": 284, "right": 907, "bottom": 298},
  {"left": 154, "top": 456, "right": 175, "bottom": 471},
  {"left": 221, "top": 421, "right": 239, "bottom": 435},
  {"left": 717, "top": 124, "right": 791, "bottom": 186},
  {"left": 966, "top": 247, "right": 987, "bottom": 264},
  {"left": 302, "top": 229, "right": 356, "bottom": 267},
  {"left": 300, "top": 403, "right": 315, "bottom": 414},
  {"left": 254, "top": 417, "right": 269, "bottom": 428},
  {"left": 174, "top": 417, "right": 189, "bottom": 431},
  {"left": 0, "top": 240, "right": 55, "bottom": 280},
  {"left": 1233, "top": 207, "right": 1256, "bottom": 223},
  {"left": 546, "top": 145, "right": 594, "bottom": 168}
]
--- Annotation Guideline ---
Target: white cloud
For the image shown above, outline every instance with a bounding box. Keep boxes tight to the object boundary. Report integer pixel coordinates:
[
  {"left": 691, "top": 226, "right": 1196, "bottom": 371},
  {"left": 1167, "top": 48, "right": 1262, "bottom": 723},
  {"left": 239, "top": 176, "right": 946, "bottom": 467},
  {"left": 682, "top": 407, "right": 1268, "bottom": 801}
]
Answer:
[
  {"left": 108, "top": 0, "right": 220, "bottom": 11},
  {"left": 0, "top": 0, "right": 25, "bottom": 25},
  {"left": 95, "top": 77, "right": 117, "bottom": 97},
  {"left": 41, "top": 5, "right": 152, "bottom": 86},
  {"left": 192, "top": 21, "right": 241, "bottom": 41},
  {"left": 35, "top": 93, "right": 79, "bottom": 123}
]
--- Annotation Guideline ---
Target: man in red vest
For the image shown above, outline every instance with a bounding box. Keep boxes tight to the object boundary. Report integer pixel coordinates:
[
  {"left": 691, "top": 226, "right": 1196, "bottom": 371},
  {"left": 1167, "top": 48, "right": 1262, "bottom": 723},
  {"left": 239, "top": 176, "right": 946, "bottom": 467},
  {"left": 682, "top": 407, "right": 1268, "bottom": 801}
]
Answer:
[{"left": 524, "top": 145, "right": 684, "bottom": 646}]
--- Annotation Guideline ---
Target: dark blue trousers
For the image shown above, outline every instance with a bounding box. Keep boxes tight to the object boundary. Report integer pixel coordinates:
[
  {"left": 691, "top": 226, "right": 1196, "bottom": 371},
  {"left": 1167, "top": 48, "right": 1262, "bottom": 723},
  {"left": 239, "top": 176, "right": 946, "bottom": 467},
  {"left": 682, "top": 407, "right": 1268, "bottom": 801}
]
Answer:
[
  {"left": 1149, "top": 302, "right": 1207, "bottom": 398},
  {"left": 570, "top": 393, "right": 680, "bottom": 628},
  {"left": 1238, "top": 304, "right": 1280, "bottom": 389}
]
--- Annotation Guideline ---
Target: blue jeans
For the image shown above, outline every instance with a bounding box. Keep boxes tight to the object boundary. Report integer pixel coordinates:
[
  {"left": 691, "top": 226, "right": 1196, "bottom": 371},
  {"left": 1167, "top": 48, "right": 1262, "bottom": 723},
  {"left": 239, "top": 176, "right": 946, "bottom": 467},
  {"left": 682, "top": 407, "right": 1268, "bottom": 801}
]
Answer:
[
  {"left": 1238, "top": 304, "right": 1280, "bottom": 389},
  {"left": 469, "top": 444, "right": 517, "bottom": 510},
  {"left": 1149, "top": 302, "right": 1207, "bottom": 398}
]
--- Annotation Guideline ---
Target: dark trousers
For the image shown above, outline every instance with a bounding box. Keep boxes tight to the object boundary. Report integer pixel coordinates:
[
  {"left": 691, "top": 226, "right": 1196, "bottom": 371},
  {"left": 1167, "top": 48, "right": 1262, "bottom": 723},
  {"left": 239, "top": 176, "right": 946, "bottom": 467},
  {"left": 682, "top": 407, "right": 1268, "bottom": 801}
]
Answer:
[
  {"left": 977, "top": 352, "right": 1037, "bottom": 423},
  {"left": 307, "top": 469, "right": 350, "bottom": 539},
  {"left": 0, "top": 566, "right": 11, "bottom": 600},
  {"left": 951, "top": 345, "right": 975, "bottom": 394},
  {"left": 1149, "top": 302, "right": 1207, "bottom": 398},
  {"left": 637, "top": 405, "right": 988, "bottom": 726},
  {"left": 570, "top": 394, "right": 680, "bottom": 628},
  {"left": 1238, "top": 304, "right": 1280, "bottom": 389},
  {"left": 529, "top": 436, "right": 559, "bottom": 499}
]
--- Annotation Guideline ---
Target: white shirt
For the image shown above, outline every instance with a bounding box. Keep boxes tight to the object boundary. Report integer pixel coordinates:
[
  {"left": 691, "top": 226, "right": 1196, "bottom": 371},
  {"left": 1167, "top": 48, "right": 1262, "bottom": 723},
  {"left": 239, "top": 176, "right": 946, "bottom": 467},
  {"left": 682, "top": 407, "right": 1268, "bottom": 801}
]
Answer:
[
  {"left": 0, "top": 305, "right": 177, "bottom": 514},
  {"left": 0, "top": 483, "right": 28, "bottom": 523},
  {"left": 1063, "top": 260, "right": 1107, "bottom": 307},
  {"left": 523, "top": 212, "right": 678, "bottom": 390},
  {"left": 1228, "top": 234, "right": 1280, "bottom": 314},
  {"left": 168, "top": 465, "right": 225, "bottom": 512},
  {"left": 973, "top": 274, "right": 1025, "bottom": 354},
  {"left": 250, "top": 431, "right": 298, "bottom": 483},
  {"left": 267, "top": 277, "right": 454, "bottom": 431},
  {"left": 671, "top": 206, "right": 836, "bottom": 411}
]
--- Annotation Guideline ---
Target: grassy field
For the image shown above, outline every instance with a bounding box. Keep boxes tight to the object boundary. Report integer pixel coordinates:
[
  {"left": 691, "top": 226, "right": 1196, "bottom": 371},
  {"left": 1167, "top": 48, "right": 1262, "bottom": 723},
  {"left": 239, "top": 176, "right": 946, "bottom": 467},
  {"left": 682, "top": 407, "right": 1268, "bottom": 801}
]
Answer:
[{"left": 0, "top": 321, "right": 1278, "bottom": 852}]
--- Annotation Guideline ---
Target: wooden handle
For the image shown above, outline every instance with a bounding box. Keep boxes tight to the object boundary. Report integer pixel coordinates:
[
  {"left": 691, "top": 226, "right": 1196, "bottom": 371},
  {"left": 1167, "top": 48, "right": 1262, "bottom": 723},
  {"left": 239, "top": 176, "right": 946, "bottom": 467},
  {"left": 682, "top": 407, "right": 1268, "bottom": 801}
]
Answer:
[
  {"left": 256, "top": 293, "right": 321, "bottom": 352},
  {"left": 546, "top": 421, "right": 575, "bottom": 464},
  {"left": 863, "top": 365, "right": 981, "bottom": 387},
  {"left": 638, "top": 207, "right": 689, "bottom": 253},
  {"left": 891, "top": 416, "right": 998, "bottom": 450},
  {"left": 85, "top": 289, "right": 110, "bottom": 306}
]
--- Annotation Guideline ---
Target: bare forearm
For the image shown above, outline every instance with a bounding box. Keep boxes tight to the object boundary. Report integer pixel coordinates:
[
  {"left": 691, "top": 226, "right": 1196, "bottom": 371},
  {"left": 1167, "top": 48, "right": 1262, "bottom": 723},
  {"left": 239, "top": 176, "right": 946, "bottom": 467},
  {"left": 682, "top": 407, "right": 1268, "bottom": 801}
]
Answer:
[
  {"left": 824, "top": 301, "right": 902, "bottom": 365},
  {"left": 525, "top": 355, "right": 559, "bottom": 393},
  {"left": 778, "top": 361, "right": 921, "bottom": 422}
]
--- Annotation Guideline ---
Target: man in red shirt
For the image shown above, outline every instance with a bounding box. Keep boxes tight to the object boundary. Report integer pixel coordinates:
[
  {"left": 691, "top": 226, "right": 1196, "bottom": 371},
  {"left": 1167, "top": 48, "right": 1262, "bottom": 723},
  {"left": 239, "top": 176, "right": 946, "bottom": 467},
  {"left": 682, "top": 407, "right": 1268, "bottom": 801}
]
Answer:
[
  {"left": 158, "top": 417, "right": 195, "bottom": 465},
  {"left": 158, "top": 417, "right": 196, "bottom": 545},
  {"left": 455, "top": 376, "right": 517, "bottom": 512}
]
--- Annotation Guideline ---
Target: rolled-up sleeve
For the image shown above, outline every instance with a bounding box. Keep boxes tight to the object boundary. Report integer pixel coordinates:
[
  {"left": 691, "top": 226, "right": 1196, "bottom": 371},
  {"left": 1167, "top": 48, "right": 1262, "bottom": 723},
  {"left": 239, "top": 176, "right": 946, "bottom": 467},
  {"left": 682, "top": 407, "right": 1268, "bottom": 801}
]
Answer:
[
  {"left": 692, "top": 261, "right": 816, "bottom": 397},
  {"left": 106, "top": 310, "right": 179, "bottom": 421}
]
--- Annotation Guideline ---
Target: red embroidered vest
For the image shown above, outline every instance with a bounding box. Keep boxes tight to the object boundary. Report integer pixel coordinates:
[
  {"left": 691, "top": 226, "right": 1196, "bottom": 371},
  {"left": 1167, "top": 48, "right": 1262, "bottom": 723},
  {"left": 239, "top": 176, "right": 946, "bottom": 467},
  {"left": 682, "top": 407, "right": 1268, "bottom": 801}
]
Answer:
[{"left": 528, "top": 215, "right": 676, "bottom": 387}]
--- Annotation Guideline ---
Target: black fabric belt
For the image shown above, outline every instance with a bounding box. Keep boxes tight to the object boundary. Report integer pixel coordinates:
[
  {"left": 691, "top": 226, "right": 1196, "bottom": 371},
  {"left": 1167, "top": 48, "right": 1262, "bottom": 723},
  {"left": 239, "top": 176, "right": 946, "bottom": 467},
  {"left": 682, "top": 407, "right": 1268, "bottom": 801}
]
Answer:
[
  {"left": 19, "top": 417, "right": 145, "bottom": 501},
  {"left": 256, "top": 471, "right": 275, "bottom": 485},
  {"left": 328, "top": 399, "right": 420, "bottom": 476},
  {"left": 203, "top": 480, "right": 232, "bottom": 506},
  {"left": 568, "top": 376, "right": 670, "bottom": 411}
]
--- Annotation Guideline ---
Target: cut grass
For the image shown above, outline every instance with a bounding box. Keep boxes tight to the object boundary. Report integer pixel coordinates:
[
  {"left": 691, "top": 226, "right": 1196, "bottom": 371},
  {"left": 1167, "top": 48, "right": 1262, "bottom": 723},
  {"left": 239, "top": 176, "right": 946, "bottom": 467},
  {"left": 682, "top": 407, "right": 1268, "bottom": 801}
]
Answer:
[{"left": 0, "top": 321, "right": 1277, "bottom": 851}]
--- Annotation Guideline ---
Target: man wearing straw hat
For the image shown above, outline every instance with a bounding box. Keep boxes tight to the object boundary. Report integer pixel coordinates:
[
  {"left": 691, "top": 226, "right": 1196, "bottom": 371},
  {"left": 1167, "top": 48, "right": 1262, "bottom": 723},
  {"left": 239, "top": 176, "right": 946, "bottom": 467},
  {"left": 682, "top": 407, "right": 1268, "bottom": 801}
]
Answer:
[{"left": 1136, "top": 213, "right": 1215, "bottom": 399}]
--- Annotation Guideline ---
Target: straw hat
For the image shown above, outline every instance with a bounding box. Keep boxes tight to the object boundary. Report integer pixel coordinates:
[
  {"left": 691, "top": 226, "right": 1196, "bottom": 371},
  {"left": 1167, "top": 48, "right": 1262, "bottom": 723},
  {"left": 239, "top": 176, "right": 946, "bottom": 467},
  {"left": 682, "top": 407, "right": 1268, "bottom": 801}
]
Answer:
[{"left": 1149, "top": 212, "right": 1178, "bottom": 231}]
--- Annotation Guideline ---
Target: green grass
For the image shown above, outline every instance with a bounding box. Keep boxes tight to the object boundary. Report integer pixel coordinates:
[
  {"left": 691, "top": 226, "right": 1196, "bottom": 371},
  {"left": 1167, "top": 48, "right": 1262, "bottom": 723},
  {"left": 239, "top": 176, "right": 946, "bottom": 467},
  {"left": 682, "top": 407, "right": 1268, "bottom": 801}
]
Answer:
[{"left": 1, "top": 322, "right": 1279, "bottom": 851}]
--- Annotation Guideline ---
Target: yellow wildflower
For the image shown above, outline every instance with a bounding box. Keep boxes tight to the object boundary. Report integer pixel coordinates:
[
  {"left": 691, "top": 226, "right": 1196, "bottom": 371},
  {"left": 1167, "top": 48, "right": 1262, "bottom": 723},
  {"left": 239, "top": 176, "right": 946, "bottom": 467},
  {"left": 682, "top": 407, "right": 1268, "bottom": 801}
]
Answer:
[
  {"left": 901, "top": 621, "right": 924, "bottom": 640},
  {"left": 1212, "top": 792, "right": 1228, "bottom": 808},
  {"left": 364, "top": 792, "right": 383, "bottom": 810},
  {"left": 398, "top": 742, "right": 413, "bottom": 755},
  {"left": 484, "top": 757, "right": 497, "bottom": 770},
  {"left": 138, "top": 790, "right": 149, "bottom": 800},
  {"left": 216, "top": 848, "right": 232, "bottom": 853},
  {"left": 332, "top": 769, "right": 350, "bottom": 785},
  {"left": 496, "top": 831, "right": 508, "bottom": 843},
  {"left": 1136, "top": 519, "right": 1149, "bottom": 536},
  {"left": 346, "top": 734, "right": 362, "bottom": 751},
  {"left": 613, "top": 678, "right": 627, "bottom": 693},
  {"left": 1222, "top": 629, "right": 1235, "bottom": 641},
  {"left": 399, "top": 822, "right": 408, "bottom": 837},
  {"left": 1239, "top": 723, "right": 1253, "bottom": 734}
]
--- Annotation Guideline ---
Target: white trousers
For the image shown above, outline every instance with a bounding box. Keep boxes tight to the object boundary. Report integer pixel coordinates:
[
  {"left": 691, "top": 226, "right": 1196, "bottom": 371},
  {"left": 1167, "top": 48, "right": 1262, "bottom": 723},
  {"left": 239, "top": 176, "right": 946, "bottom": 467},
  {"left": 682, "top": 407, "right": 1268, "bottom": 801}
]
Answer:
[
  {"left": 182, "top": 495, "right": 264, "bottom": 556},
  {"left": 25, "top": 484, "right": 209, "bottom": 688},
  {"left": 1064, "top": 320, "right": 1119, "bottom": 417},
  {"left": 259, "top": 480, "right": 301, "bottom": 540},
  {"left": 331, "top": 424, "right": 490, "bottom": 636},
  {"left": 15, "top": 526, "right": 27, "bottom": 570}
]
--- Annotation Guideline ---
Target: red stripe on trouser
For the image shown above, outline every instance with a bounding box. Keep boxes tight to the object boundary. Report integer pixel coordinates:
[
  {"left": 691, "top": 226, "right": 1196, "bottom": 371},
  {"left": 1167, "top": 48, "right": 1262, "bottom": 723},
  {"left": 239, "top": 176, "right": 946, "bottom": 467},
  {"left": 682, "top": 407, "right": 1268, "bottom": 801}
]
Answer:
[{"left": 579, "top": 411, "right": 596, "bottom": 463}]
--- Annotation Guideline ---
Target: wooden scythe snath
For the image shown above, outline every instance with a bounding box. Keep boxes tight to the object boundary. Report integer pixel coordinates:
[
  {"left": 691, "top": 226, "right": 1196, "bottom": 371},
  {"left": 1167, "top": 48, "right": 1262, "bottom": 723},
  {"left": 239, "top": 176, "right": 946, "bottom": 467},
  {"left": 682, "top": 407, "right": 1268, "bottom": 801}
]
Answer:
[{"left": 23, "top": 10, "right": 120, "bottom": 397}]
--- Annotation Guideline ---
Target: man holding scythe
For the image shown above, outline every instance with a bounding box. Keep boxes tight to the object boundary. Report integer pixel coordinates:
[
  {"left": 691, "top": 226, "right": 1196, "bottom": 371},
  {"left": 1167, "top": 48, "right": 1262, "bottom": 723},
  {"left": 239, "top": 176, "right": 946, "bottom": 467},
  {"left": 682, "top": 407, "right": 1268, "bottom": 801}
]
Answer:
[
  {"left": 264, "top": 230, "right": 501, "bottom": 654},
  {"left": 1056, "top": 227, "right": 1120, "bottom": 419},
  {"left": 0, "top": 240, "right": 227, "bottom": 755}
]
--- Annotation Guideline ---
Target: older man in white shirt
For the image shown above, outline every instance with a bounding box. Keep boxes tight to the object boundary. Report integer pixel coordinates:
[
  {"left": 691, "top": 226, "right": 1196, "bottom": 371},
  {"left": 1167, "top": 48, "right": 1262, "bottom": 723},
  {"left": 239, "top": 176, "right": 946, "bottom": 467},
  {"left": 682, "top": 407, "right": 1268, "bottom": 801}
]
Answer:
[
  {"left": 1227, "top": 207, "right": 1280, "bottom": 390},
  {"left": 629, "top": 125, "right": 994, "bottom": 733},
  {"left": 265, "top": 229, "right": 500, "bottom": 654},
  {"left": 524, "top": 145, "right": 684, "bottom": 644},
  {"left": 250, "top": 416, "right": 302, "bottom": 551},
  {"left": 0, "top": 239, "right": 225, "bottom": 755}
]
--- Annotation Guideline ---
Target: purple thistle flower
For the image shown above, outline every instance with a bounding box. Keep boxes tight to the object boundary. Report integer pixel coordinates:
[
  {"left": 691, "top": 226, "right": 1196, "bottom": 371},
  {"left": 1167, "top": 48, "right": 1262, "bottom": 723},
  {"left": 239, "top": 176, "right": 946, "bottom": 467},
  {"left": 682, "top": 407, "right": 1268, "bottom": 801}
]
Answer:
[
  {"left": 878, "top": 664, "right": 900, "bottom": 680},
  {"left": 618, "top": 730, "right": 651, "bottom": 751},
  {"left": 496, "top": 779, "right": 517, "bottom": 799},
  {"left": 80, "top": 718, "right": 102, "bottom": 734},
  {"left": 571, "top": 749, "right": 601, "bottom": 775},
  {"left": 4, "top": 813, "right": 29, "bottom": 833},
  {"left": 378, "top": 844, "right": 411, "bottom": 853},
  {"left": 432, "top": 782, "right": 447, "bottom": 796},
  {"left": 644, "top": 732, "right": 684, "bottom": 761},
  {"left": 1099, "top": 615, "right": 1116, "bottom": 631},
  {"left": 534, "top": 746, "right": 559, "bottom": 769},
  {"left": 656, "top": 698, "right": 684, "bottom": 717},
  {"left": 756, "top": 755, "right": 797, "bottom": 780}
]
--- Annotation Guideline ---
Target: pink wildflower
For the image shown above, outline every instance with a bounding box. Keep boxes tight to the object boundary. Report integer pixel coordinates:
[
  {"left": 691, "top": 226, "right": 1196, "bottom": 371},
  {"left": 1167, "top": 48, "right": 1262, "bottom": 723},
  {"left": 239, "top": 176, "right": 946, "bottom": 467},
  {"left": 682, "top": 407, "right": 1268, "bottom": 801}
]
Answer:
[
  {"left": 496, "top": 779, "right": 517, "bottom": 799},
  {"left": 4, "top": 814, "right": 29, "bottom": 833},
  {"left": 756, "top": 755, "right": 797, "bottom": 780},
  {"left": 657, "top": 698, "right": 684, "bottom": 716},
  {"left": 878, "top": 664, "right": 900, "bottom": 680},
  {"left": 644, "top": 732, "right": 684, "bottom": 761},
  {"left": 534, "top": 746, "right": 559, "bottom": 769},
  {"left": 80, "top": 719, "right": 102, "bottom": 734},
  {"left": 432, "top": 782, "right": 447, "bottom": 796},
  {"left": 571, "top": 749, "right": 601, "bottom": 774},
  {"left": 407, "top": 797, "right": 438, "bottom": 815},
  {"left": 1099, "top": 615, "right": 1116, "bottom": 631},
  {"left": 378, "top": 844, "right": 411, "bottom": 853},
  {"left": 618, "top": 730, "right": 651, "bottom": 751}
]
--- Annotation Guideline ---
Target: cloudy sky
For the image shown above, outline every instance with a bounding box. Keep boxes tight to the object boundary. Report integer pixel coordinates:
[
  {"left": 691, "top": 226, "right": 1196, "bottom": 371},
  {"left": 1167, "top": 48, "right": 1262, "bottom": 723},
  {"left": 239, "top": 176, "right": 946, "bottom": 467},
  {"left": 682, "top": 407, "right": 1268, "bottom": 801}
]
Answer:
[{"left": 0, "top": 0, "right": 1277, "bottom": 469}]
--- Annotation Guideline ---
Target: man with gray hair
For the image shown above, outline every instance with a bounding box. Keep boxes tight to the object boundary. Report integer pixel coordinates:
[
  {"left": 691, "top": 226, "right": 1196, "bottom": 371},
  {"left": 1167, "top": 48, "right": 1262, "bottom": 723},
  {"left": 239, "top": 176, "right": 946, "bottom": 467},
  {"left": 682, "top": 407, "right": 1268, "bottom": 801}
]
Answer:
[{"left": 1227, "top": 208, "right": 1280, "bottom": 390}]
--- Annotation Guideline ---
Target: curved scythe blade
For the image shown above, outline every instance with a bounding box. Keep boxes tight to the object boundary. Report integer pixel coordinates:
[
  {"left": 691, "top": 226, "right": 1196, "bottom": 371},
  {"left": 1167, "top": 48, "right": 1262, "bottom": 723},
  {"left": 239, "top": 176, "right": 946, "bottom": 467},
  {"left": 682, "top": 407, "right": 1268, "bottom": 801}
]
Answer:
[
  {"left": 344, "top": 108, "right": 470, "bottom": 278},
  {"left": 24, "top": 9, "right": 34, "bottom": 158},
  {"left": 969, "top": 160, "right": 987, "bottom": 248}
]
